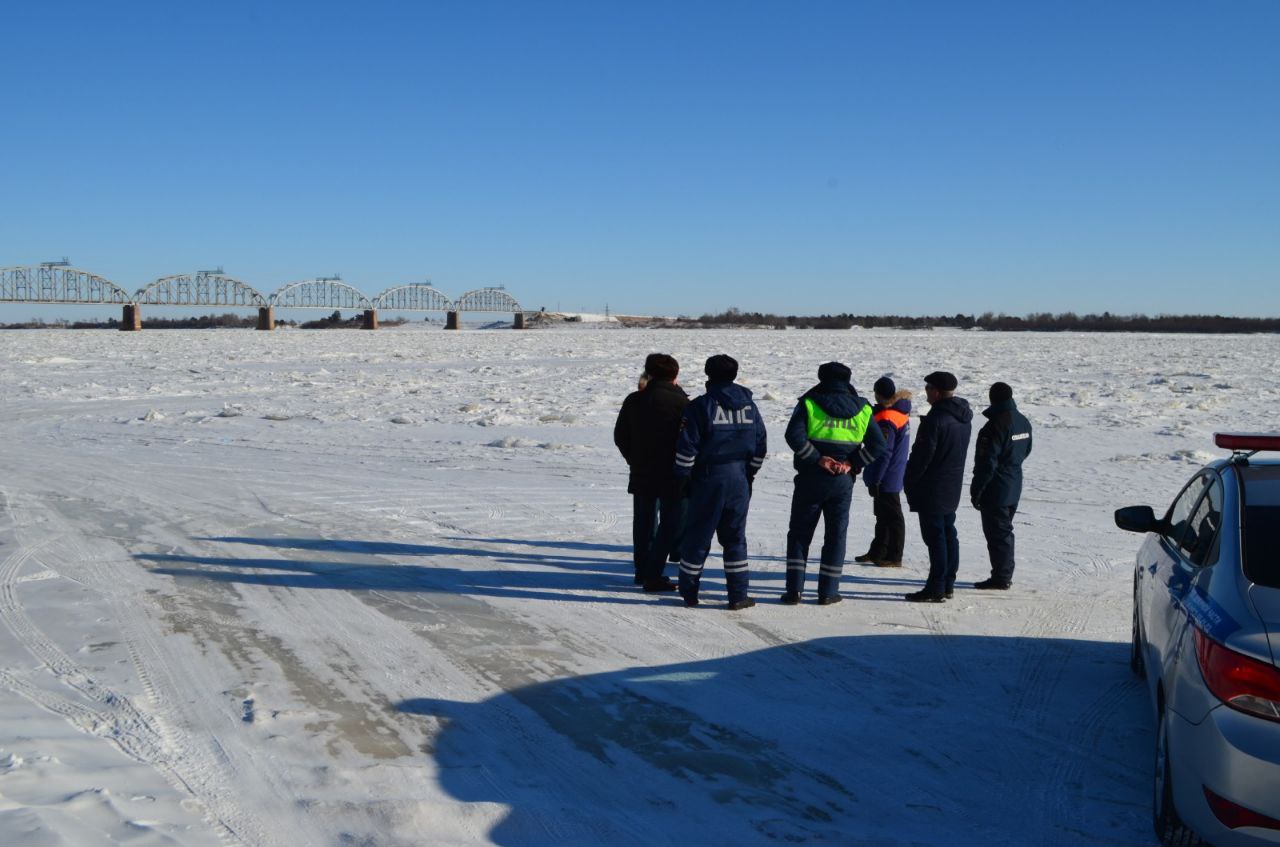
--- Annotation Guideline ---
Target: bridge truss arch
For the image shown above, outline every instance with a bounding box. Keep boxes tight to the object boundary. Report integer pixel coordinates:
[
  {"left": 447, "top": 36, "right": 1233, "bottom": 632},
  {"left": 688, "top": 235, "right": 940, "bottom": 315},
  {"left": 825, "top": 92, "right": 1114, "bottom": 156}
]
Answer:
[
  {"left": 373, "top": 283, "right": 454, "bottom": 312},
  {"left": 0, "top": 264, "right": 132, "bottom": 305},
  {"left": 135, "top": 270, "right": 267, "bottom": 307},
  {"left": 454, "top": 287, "right": 523, "bottom": 313},
  {"left": 270, "top": 278, "right": 372, "bottom": 310}
]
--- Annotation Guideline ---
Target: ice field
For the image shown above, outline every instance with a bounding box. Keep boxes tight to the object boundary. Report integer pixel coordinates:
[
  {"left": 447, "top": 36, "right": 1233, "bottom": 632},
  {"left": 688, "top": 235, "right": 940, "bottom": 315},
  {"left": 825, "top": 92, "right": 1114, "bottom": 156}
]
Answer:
[{"left": 3, "top": 326, "right": 1278, "bottom": 846}]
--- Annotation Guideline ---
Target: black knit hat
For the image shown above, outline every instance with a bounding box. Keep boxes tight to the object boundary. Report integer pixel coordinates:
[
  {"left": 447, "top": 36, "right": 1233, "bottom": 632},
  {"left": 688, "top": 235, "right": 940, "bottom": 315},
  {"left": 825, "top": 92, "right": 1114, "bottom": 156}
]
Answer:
[
  {"left": 644, "top": 353, "right": 679, "bottom": 382},
  {"left": 873, "top": 376, "right": 896, "bottom": 399},
  {"left": 989, "top": 381, "right": 1013, "bottom": 403},
  {"left": 817, "top": 361, "right": 852, "bottom": 384},
  {"left": 923, "top": 371, "right": 958, "bottom": 392},
  {"left": 704, "top": 354, "right": 738, "bottom": 382}
]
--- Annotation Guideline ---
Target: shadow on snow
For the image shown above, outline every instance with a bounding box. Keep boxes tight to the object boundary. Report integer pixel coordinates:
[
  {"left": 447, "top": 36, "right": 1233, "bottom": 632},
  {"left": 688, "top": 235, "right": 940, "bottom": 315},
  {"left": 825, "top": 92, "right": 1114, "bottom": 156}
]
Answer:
[
  {"left": 400, "top": 634, "right": 1151, "bottom": 846},
  {"left": 154, "top": 536, "right": 932, "bottom": 605}
]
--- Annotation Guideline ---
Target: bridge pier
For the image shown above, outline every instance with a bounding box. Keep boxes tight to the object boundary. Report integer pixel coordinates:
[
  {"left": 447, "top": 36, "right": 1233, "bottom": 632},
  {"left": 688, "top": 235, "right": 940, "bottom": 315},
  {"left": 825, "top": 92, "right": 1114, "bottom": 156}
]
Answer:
[
  {"left": 513, "top": 312, "right": 527, "bottom": 329},
  {"left": 445, "top": 311, "right": 460, "bottom": 330},
  {"left": 119, "top": 304, "right": 141, "bottom": 331},
  {"left": 256, "top": 306, "right": 275, "bottom": 331},
  {"left": 362, "top": 309, "right": 379, "bottom": 330}
]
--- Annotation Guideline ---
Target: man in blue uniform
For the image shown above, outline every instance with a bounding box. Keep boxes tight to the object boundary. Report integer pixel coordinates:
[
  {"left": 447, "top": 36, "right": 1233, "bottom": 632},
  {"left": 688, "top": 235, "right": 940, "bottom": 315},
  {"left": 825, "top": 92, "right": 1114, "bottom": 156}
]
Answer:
[
  {"left": 902, "top": 371, "right": 973, "bottom": 602},
  {"left": 673, "top": 354, "right": 767, "bottom": 610},
  {"left": 970, "top": 381, "right": 1033, "bottom": 589},
  {"left": 782, "top": 362, "right": 886, "bottom": 605}
]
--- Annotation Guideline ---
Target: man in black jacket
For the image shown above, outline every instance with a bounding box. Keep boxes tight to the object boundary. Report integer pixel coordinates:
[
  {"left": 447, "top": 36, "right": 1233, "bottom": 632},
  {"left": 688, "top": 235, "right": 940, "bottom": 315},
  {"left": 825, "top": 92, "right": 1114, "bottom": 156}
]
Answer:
[
  {"left": 614, "top": 354, "right": 688, "bottom": 592},
  {"left": 902, "top": 371, "right": 973, "bottom": 602},
  {"left": 970, "top": 381, "right": 1033, "bottom": 589}
]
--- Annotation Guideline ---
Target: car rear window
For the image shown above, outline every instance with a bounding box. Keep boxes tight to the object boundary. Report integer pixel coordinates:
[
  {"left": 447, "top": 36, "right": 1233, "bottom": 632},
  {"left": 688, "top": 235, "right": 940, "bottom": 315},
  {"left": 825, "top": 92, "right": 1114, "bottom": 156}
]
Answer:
[{"left": 1241, "top": 465, "right": 1280, "bottom": 588}]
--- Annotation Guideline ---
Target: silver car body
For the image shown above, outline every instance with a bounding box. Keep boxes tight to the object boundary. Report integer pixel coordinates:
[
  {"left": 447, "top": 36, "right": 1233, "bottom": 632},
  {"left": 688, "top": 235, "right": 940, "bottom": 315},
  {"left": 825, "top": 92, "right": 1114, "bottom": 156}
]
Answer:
[{"left": 1133, "top": 455, "right": 1280, "bottom": 844}]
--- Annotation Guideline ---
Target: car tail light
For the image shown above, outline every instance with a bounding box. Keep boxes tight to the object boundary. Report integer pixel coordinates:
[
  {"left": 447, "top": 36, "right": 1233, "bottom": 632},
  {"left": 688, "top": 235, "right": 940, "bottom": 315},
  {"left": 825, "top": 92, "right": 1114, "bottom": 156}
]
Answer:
[
  {"left": 1193, "top": 628, "right": 1280, "bottom": 722},
  {"left": 1204, "top": 786, "right": 1280, "bottom": 831}
]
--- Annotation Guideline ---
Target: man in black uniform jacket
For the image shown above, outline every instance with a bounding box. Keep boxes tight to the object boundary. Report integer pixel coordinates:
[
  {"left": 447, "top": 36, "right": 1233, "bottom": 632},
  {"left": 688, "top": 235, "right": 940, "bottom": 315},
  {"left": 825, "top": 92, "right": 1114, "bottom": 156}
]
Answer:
[
  {"left": 970, "top": 381, "right": 1033, "bottom": 589},
  {"left": 902, "top": 371, "right": 973, "bottom": 602},
  {"left": 614, "top": 354, "right": 688, "bottom": 592}
]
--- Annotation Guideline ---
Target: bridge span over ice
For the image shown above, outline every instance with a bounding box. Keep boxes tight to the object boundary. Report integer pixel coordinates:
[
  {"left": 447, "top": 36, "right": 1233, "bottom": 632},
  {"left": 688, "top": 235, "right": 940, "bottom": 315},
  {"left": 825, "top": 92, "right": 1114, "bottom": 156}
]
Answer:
[{"left": 0, "top": 262, "right": 529, "bottom": 330}]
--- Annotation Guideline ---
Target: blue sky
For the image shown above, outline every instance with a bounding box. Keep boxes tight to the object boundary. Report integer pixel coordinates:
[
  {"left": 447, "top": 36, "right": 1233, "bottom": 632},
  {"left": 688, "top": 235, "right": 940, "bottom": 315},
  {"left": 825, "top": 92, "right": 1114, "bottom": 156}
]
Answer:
[{"left": 2, "top": 1, "right": 1277, "bottom": 319}]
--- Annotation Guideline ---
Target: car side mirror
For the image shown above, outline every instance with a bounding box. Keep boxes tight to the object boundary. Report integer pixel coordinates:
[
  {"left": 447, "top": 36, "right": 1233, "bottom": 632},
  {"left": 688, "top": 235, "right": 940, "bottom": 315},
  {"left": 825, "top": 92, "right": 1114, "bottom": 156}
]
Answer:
[{"left": 1115, "top": 505, "right": 1166, "bottom": 534}]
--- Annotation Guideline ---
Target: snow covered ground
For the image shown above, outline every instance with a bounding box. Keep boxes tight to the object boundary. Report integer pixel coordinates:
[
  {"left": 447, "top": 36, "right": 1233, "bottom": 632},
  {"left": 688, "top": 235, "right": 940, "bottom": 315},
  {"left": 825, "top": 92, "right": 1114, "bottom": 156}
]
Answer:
[{"left": 2, "top": 326, "right": 1277, "bottom": 846}]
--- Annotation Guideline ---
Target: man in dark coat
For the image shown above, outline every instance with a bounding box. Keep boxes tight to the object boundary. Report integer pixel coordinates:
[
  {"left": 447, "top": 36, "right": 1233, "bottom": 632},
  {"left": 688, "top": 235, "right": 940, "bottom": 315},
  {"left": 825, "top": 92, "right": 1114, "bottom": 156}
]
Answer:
[
  {"left": 613, "top": 353, "right": 688, "bottom": 592},
  {"left": 673, "top": 354, "right": 767, "bottom": 610},
  {"left": 856, "top": 376, "right": 912, "bottom": 568},
  {"left": 902, "top": 371, "right": 973, "bottom": 602},
  {"left": 970, "top": 381, "right": 1033, "bottom": 589},
  {"left": 782, "top": 362, "right": 886, "bottom": 605}
]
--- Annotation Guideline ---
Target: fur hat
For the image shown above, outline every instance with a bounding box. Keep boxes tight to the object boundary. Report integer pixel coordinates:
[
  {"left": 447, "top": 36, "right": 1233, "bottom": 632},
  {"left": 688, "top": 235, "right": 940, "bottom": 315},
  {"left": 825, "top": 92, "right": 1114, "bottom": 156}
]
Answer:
[
  {"left": 704, "top": 354, "right": 739, "bottom": 382},
  {"left": 817, "top": 361, "right": 852, "bottom": 384},
  {"left": 644, "top": 353, "right": 679, "bottom": 382},
  {"left": 923, "top": 371, "right": 958, "bottom": 392}
]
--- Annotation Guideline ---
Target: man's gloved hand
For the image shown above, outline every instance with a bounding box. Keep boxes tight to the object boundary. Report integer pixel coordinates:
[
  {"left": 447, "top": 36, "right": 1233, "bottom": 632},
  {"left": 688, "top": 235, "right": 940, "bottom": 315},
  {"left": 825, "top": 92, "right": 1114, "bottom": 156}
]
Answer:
[{"left": 867, "top": 483, "right": 880, "bottom": 497}]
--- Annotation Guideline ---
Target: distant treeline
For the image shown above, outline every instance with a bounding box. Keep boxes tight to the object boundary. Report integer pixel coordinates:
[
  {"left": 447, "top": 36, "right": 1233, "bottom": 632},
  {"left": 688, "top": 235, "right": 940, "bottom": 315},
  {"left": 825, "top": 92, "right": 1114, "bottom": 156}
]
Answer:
[
  {"left": 0, "top": 311, "right": 408, "bottom": 330},
  {"left": 678, "top": 309, "right": 1280, "bottom": 333},
  {"left": 297, "top": 310, "right": 406, "bottom": 329},
  {"left": 0, "top": 313, "right": 274, "bottom": 330}
]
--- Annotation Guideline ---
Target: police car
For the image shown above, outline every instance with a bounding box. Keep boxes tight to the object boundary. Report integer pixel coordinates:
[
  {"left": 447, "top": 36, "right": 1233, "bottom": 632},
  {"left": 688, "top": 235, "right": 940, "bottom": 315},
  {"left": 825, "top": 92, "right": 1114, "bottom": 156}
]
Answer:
[{"left": 1116, "top": 433, "right": 1280, "bottom": 845}]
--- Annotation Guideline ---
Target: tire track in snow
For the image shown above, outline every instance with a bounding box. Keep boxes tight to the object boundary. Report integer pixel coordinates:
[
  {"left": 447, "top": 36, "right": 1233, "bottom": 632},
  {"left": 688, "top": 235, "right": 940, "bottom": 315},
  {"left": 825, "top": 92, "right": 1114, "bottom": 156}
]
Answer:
[
  {"left": 0, "top": 485, "right": 257, "bottom": 846},
  {"left": 1042, "top": 676, "right": 1144, "bottom": 844}
]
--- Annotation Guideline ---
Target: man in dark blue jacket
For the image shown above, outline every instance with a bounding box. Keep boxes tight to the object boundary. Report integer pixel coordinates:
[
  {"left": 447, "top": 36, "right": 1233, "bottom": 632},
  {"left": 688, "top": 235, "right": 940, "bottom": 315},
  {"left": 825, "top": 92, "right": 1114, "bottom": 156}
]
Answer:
[
  {"left": 782, "top": 362, "right": 886, "bottom": 605},
  {"left": 970, "top": 381, "right": 1033, "bottom": 589},
  {"left": 902, "top": 371, "right": 973, "bottom": 602},
  {"left": 856, "top": 376, "right": 912, "bottom": 568},
  {"left": 673, "top": 355, "right": 767, "bottom": 610}
]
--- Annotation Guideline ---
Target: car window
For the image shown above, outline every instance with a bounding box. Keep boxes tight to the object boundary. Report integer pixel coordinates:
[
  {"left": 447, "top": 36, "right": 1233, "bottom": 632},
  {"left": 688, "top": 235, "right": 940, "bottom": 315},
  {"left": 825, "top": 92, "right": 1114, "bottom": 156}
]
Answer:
[
  {"left": 1242, "top": 465, "right": 1280, "bottom": 588},
  {"left": 1166, "top": 475, "right": 1210, "bottom": 549},
  {"left": 1180, "top": 475, "right": 1224, "bottom": 566}
]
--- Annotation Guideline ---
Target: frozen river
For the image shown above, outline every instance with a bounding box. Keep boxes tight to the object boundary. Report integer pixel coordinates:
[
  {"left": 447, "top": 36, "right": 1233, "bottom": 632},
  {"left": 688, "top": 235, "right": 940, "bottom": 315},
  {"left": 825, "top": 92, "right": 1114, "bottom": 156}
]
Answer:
[{"left": 3, "top": 326, "right": 1277, "bottom": 846}]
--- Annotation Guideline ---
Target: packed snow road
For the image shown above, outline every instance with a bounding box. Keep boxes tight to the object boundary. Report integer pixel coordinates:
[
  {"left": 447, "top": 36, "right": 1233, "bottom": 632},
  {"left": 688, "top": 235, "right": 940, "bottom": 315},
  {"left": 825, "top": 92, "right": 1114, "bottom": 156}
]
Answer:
[{"left": 2, "top": 326, "right": 1277, "bottom": 846}]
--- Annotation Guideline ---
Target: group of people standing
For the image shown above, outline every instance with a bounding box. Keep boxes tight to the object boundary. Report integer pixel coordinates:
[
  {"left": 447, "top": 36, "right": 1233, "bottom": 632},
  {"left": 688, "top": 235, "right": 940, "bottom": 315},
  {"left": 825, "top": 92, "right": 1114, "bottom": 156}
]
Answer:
[{"left": 613, "top": 353, "right": 1032, "bottom": 608}]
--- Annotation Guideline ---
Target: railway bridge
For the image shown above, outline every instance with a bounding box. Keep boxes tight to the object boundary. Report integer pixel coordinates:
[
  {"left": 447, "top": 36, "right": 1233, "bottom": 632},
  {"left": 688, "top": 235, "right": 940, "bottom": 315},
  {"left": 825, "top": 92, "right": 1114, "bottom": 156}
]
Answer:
[{"left": 0, "top": 262, "right": 528, "bottom": 330}]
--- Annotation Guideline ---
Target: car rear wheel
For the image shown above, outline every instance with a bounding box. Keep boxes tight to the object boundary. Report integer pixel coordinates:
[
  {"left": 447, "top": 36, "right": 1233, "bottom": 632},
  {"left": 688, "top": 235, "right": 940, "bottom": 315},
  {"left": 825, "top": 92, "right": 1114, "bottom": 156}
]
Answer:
[
  {"left": 1154, "top": 707, "right": 1204, "bottom": 846},
  {"left": 1130, "top": 600, "right": 1145, "bottom": 677}
]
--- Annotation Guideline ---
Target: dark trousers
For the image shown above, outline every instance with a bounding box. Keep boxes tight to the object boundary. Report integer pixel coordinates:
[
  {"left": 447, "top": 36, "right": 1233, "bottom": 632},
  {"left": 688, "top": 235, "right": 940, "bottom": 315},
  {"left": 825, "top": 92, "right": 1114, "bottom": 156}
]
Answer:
[
  {"left": 786, "top": 472, "right": 853, "bottom": 599},
  {"left": 981, "top": 504, "right": 1017, "bottom": 584},
  {"left": 632, "top": 493, "right": 686, "bottom": 582},
  {"left": 679, "top": 470, "right": 751, "bottom": 603},
  {"left": 867, "top": 490, "right": 905, "bottom": 562},
  {"left": 918, "top": 511, "right": 959, "bottom": 595}
]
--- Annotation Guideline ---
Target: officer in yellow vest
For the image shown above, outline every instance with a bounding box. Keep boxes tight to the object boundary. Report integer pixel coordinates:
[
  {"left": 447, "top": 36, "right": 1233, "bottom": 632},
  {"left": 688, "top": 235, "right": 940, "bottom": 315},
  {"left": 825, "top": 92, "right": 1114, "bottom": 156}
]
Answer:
[{"left": 782, "top": 362, "right": 887, "bottom": 604}]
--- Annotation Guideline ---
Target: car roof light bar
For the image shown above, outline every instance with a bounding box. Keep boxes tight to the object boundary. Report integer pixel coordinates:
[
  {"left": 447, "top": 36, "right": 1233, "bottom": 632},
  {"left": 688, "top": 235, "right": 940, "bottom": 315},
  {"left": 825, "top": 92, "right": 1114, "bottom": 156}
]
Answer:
[{"left": 1214, "top": 433, "right": 1280, "bottom": 453}]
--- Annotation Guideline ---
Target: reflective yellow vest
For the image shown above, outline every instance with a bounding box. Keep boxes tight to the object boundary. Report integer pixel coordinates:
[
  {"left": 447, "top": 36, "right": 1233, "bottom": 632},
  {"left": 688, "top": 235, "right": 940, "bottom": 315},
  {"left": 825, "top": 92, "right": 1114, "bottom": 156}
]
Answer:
[{"left": 804, "top": 398, "right": 871, "bottom": 444}]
